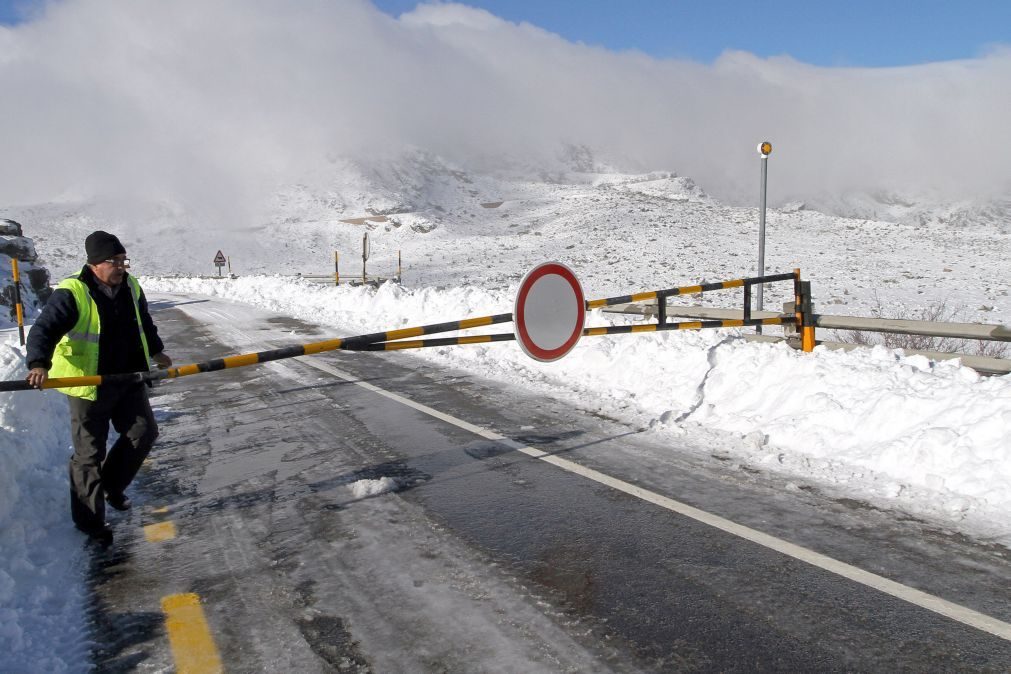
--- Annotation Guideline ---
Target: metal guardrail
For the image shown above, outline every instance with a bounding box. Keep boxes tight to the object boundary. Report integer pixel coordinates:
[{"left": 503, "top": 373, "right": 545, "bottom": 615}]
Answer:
[
  {"left": 743, "top": 334, "right": 1011, "bottom": 376},
  {"left": 813, "top": 314, "right": 1011, "bottom": 342},
  {"left": 295, "top": 274, "right": 400, "bottom": 287},
  {"left": 603, "top": 302, "right": 1011, "bottom": 375}
]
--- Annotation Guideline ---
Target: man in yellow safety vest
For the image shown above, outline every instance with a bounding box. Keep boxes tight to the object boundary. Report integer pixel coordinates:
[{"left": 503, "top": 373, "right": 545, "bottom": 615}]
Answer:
[{"left": 25, "top": 231, "right": 172, "bottom": 545}]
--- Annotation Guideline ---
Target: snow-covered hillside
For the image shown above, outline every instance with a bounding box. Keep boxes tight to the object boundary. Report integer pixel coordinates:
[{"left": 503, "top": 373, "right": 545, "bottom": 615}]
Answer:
[
  {"left": 3, "top": 154, "right": 1009, "bottom": 331},
  {"left": 3, "top": 155, "right": 1009, "bottom": 539}
]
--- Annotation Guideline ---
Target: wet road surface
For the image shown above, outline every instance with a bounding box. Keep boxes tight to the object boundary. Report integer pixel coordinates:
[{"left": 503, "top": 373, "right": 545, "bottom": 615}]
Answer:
[{"left": 85, "top": 294, "right": 1011, "bottom": 671}]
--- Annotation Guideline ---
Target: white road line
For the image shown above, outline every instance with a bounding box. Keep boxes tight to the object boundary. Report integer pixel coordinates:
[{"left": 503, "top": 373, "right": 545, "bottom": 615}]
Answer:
[
  {"left": 163, "top": 298, "right": 1010, "bottom": 643},
  {"left": 298, "top": 355, "right": 1011, "bottom": 643}
]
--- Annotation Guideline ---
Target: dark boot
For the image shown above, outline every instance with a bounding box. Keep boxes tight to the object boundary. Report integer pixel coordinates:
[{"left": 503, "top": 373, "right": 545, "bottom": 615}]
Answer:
[
  {"left": 77, "top": 522, "right": 114, "bottom": 546},
  {"left": 105, "top": 491, "right": 132, "bottom": 511}
]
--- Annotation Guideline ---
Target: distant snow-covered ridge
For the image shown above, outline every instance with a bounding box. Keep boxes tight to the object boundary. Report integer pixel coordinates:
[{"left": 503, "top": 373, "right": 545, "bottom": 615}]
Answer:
[
  {"left": 801, "top": 190, "right": 1011, "bottom": 232},
  {"left": 6, "top": 157, "right": 1009, "bottom": 373},
  {"left": 141, "top": 276, "right": 1011, "bottom": 545}
]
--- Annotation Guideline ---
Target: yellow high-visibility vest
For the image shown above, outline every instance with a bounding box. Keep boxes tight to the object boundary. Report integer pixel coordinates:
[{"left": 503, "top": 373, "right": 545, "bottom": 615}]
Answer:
[{"left": 48, "top": 275, "right": 151, "bottom": 400}]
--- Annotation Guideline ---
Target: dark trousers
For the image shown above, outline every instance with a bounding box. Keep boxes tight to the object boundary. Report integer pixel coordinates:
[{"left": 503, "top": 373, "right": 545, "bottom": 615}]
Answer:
[{"left": 67, "top": 383, "right": 159, "bottom": 529}]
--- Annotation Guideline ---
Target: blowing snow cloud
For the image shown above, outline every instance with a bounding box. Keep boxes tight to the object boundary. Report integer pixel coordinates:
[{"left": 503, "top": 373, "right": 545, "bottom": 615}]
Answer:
[{"left": 1, "top": 0, "right": 1009, "bottom": 219}]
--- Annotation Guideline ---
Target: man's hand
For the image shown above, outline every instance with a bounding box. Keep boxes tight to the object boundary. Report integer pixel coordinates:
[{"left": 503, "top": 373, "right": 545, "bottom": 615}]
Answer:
[
  {"left": 151, "top": 352, "right": 172, "bottom": 369},
  {"left": 26, "top": 367, "right": 48, "bottom": 390}
]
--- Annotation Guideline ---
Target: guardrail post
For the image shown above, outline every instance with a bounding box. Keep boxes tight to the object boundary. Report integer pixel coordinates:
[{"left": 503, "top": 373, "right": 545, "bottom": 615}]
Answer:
[
  {"left": 11, "top": 258, "right": 25, "bottom": 346},
  {"left": 800, "top": 279, "right": 815, "bottom": 352},
  {"left": 362, "top": 232, "right": 369, "bottom": 285},
  {"left": 657, "top": 292, "right": 667, "bottom": 326},
  {"left": 743, "top": 281, "right": 752, "bottom": 325},
  {"left": 794, "top": 269, "right": 806, "bottom": 350}
]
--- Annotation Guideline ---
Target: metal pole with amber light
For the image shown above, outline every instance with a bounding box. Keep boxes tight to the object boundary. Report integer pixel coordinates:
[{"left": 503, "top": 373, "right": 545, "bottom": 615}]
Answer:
[{"left": 756, "top": 141, "right": 772, "bottom": 333}]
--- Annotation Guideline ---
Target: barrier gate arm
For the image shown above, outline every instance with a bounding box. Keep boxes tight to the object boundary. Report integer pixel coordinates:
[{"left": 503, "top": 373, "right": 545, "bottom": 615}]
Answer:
[
  {"left": 0, "top": 312, "right": 513, "bottom": 392},
  {"left": 327, "top": 271, "right": 801, "bottom": 352},
  {"left": 0, "top": 271, "right": 805, "bottom": 392},
  {"left": 345, "top": 316, "right": 794, "bottom": 352}
]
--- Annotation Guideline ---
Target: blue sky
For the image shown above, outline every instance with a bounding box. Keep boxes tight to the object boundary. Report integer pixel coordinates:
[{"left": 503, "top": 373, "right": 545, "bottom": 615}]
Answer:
[{"left": 373, "top": 0, "right": 1010, "bottom": 67}]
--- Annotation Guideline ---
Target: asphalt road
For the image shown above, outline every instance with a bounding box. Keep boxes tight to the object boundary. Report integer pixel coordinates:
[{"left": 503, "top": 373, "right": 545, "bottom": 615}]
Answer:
[{"left": 84, "top": 294, "right": 1011, "bottom": 672}]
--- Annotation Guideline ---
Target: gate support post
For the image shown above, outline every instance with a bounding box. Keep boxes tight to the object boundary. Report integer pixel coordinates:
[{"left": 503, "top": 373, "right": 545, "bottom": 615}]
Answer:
[{"left": 800, "top": 278, "right": 815, "bottom": 352}]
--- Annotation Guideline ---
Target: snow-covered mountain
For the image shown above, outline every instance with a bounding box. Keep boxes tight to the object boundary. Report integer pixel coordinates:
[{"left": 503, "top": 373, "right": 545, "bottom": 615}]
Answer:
[
  {"left": 799, "top": 190, "right": 1011, "bottom": 234},
  {"left": 2, "top": 150, "right": 1008, "bottom": 331}
]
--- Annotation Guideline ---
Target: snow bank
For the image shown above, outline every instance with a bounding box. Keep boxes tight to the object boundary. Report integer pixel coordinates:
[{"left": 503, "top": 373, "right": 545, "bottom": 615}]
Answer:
[
  {"left": 142, "top": 276, "right": 1011, "bottom": 543},
  {"left": 0, "top": 334, "right": 89, "bottom": 672}
]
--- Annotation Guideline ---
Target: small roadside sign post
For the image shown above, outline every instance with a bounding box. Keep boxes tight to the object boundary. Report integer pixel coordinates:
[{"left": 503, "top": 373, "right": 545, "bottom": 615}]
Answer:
[
  {"left": 362, "top": 233, "right": 370, "bottom": 285},
  {"left": 514, "top": 262, "right": 585, "bottom": 362},
  {"left": 213, "top": 250, "right": 226, "bottom": 277}
]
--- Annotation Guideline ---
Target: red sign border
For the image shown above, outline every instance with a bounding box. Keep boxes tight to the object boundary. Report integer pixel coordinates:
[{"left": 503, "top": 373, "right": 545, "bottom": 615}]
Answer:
[{"left": 514, "top": 262, "right": 585, "bottom": 362}]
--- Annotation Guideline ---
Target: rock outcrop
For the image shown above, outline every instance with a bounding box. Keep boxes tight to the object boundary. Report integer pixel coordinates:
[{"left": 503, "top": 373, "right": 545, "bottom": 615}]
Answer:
[{"left": 1, "top": 219, "right": 53, "bottom": 326}]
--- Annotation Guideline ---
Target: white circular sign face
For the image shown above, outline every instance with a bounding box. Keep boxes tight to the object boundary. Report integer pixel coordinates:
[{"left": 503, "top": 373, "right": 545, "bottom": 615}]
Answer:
[{"left": 514, "top": 262, "right": 585, "bottom": 362}]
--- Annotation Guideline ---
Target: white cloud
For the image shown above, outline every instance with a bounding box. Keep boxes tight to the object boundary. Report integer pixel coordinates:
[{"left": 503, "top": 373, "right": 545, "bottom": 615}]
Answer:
[{"left": 1, "top": 0, "right": 1009, "bottom": 223}]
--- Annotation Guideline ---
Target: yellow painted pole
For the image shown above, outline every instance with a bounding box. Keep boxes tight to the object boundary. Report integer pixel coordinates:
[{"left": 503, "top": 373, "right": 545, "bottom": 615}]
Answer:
[
  {"left": 11, "top": 258, "right": 25, "bottom": 346},
  {"left": 795, "top": 268, "right": 815, "bottom": 353}
]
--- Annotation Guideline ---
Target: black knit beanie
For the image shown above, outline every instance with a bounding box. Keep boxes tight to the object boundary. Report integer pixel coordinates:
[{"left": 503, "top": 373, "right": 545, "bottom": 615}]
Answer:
[{"left": 85, "top": 231, "right": 127, "bottom": 265}]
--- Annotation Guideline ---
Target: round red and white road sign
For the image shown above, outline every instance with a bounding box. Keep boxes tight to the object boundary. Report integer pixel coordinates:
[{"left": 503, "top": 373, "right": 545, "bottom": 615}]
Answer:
[{"left": 514, "top": 262, "right": 585, "bottom": 362}]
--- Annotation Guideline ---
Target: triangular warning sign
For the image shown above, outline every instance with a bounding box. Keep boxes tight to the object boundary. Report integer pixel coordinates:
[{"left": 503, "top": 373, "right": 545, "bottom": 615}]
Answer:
[{"left": 213, "top": 250, "right": 226, "bottom": 265}]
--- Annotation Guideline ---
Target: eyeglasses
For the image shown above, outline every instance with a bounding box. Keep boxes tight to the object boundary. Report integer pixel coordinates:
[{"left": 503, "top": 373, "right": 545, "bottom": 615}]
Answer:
[{"left": 102, "top": 258, "right": 130, "bottom": 267}]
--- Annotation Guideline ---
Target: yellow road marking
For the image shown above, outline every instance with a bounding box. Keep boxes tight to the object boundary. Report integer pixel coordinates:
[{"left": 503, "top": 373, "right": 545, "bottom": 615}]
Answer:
[
  {"left": 151, "top": 506, "right": 170, "bottom": 514},
  {"left": 161, "top": 593, "right": 223, "bottom": 674},
  {"left": 144, "top": 521, "right": 177, "bottom": 542}
]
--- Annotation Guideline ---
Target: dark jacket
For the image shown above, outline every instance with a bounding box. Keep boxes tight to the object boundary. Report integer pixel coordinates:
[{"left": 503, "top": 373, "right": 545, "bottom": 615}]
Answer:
[{"left": 26, "top": 266, "right": 164, "bottom": 375}]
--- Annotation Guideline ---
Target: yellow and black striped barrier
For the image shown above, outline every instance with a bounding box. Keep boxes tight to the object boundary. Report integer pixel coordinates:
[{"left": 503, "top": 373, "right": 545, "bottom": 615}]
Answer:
[
  {"left": 584, "top": 273, "right": 795, "bottom": 309},
  {"left": 345, "top": 316, "right": 793, "bottom": 352},
  {"left": 0, "top": 312, "right": 513, "bottom": 392},
  {"left": 0, "top": 271, "right": 810, "bottom": 392}
]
